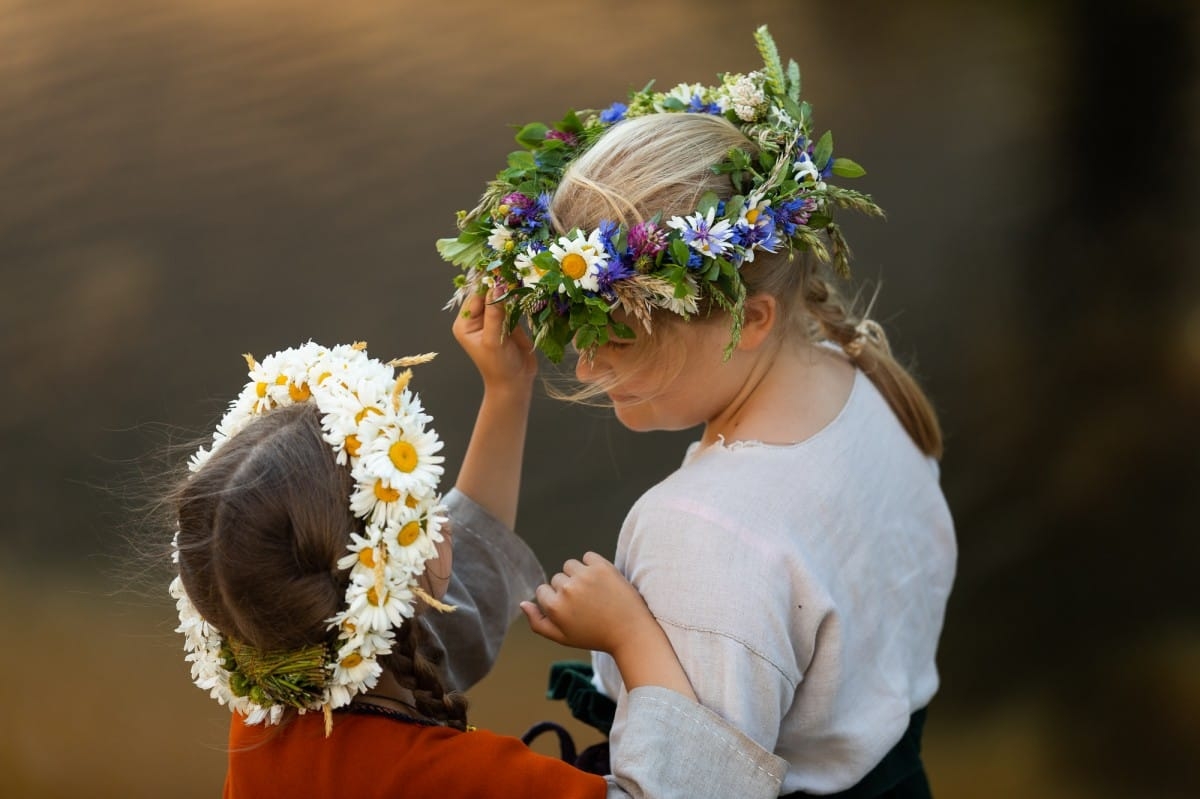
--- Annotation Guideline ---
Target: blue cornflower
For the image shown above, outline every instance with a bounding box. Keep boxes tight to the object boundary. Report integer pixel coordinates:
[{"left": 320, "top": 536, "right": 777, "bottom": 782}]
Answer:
[
  {"left": 597, "top": 220, "right": 621, "bottom": 261},
  {"left": 733, "top": 209, "right": 780, "bottom": 262},
  {"left": 666, "top": 208, "right": 735, "bottom": 258},
  {"left": 772, "top": 197, "right": 818, "bottom": 237},
  {"left": 600, "top": 102, "right": 628, "bottom": 124},
  {"left": 597, "top": 257, "right": 636, "bottom": 296},
  {"left": 516, "top": 193, "right": 551, "bottom": 233},
  {"left": 686, "top": 250, "right": 704, "bottom": 270},
  {"left": 688, "top": 95, "right": 722, "bottom": 115}
]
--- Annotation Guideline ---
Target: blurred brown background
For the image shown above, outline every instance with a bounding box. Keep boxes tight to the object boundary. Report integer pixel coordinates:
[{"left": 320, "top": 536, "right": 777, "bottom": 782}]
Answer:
[{"left": 1, "top": 0, "right": 1197, "bottom": 796}]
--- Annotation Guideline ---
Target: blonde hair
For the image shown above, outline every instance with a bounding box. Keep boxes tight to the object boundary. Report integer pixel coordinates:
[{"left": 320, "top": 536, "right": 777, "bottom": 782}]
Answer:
[{"left": 551, "top": 113, "right": 944, "bottom": 458}]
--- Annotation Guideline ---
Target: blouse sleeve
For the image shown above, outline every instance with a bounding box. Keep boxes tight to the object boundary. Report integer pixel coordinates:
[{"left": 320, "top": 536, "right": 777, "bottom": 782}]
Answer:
[
  {"left": 603, "top": 687, "right": 786, "bottom": 799},
  {"left": 417, "top": 488, "right": 546, "bottom": 692},
  {"left": 609, "top": 500, "right": 811, "bottom": 756}
]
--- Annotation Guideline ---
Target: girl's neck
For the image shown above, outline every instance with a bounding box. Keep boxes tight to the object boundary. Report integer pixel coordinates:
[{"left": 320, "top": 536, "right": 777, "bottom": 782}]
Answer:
[{"left": 701, "top": 340, "right": 855, "bottom": 449}]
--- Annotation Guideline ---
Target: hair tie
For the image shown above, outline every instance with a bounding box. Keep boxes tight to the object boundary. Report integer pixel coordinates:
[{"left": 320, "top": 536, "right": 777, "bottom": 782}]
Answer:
[{"left": 845, "top": 319, "right": 889, "bottom": 358}]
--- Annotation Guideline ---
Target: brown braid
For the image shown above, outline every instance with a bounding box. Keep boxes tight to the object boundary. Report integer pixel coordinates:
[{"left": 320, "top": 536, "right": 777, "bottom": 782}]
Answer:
[{"left": 383, "top": 620, "right": 469, "bottom": 731}]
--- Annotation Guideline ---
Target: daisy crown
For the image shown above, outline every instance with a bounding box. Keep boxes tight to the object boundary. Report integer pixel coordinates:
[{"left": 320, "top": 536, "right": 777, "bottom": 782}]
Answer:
[
  {"left": 170, "top": 341, "right": 450, "bottom": 728},
  {"left": 437, "top": 25, "right": 884, "bottom": 362}
]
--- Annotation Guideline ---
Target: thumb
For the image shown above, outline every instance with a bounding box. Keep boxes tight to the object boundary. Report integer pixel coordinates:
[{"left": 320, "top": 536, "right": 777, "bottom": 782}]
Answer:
[{"left": 521, "top": 600, "right": 565, "bottom": 644}]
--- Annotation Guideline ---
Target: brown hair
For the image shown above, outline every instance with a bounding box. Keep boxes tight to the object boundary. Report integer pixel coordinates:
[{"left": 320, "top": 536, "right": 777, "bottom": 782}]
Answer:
[
  {"left": 550, "top": 113, "right": 943, "bottom": 458},
  {"left": 172, "top": 402, "right": 468, "bottom": 728}
]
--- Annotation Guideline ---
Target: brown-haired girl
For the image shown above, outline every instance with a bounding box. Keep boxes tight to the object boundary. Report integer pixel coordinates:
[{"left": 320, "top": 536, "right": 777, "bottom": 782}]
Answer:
[{"left": 169, "top": 332, "right": 785, "bottom": 797}]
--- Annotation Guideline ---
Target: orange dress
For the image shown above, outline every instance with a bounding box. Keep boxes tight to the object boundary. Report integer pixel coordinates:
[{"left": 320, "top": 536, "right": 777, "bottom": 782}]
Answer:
[{"left": 224, "top": 707, "right": 606, "bottom": 799}]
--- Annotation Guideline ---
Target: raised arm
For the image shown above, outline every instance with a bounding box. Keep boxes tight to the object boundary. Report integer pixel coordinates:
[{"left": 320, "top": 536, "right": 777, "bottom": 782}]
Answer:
[
  {"left": 417, "top": 287, "right": 542, "bottom": 691},
  {"left": 451, "top": 284, "right": 537, "bottom": 529}
]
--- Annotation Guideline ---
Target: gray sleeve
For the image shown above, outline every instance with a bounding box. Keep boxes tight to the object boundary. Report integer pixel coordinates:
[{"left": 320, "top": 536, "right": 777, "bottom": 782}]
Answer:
[
  {"left": 603, "top": 687, "right": 787, "bottom": 799},
  {"left": 418, "top": 488, "right": 546, "bottom": 693}
]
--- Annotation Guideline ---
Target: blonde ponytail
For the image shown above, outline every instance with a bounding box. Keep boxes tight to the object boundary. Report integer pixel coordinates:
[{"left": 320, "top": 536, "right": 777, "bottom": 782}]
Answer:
[{"left": 799, "top": 273, "right": 944, "bottom": 459}]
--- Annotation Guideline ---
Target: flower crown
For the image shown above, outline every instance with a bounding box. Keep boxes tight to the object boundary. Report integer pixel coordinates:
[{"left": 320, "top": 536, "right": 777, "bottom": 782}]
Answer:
[
  {"left": 438, "top": 26, "right": 884, "bottom": 362},
  {"left": 169, "top": 341, "right": 449, "bottom": 728}
]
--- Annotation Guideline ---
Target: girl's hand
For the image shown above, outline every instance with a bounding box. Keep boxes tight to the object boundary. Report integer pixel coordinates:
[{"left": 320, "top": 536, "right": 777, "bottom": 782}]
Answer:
[
  {"left": 521, "top": 552, "right": 654, "bottom": 655},
  {"left": 452, "top": 285, "right": 537, "bottom": 392},
  {"left": 522, "top": 552, "right": 696, "bottom": 699}
]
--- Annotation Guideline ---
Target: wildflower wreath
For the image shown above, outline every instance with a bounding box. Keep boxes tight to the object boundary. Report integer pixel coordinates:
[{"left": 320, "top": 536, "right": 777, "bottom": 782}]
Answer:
[
  {"left": 169, "top": 341, "right": 449, "bottom": 728},
  {"left": 438, "top": 26, "right": 883, "bottom": 362}
]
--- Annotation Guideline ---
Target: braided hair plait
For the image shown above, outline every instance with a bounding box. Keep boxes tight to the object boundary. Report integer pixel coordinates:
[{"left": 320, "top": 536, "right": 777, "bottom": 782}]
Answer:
[
  {"left": 384, "top": 620, "right": 469, "bottom": 731},
  {"left": 802, "top": 273, "right": 944, "bottom": 459}
]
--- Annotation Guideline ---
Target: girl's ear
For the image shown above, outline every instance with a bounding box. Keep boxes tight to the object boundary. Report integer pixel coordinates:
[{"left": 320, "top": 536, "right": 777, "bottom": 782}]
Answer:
[{"left": 737, "top": 292, "right": 778, "bottom": 351}]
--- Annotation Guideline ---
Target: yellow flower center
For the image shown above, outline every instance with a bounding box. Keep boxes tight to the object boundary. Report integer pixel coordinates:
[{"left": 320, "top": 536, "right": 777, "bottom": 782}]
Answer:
[
  {"left": 255, "top": 382, "right": 268, "bottom": 398},
  {"left": 288, "top": 382, "right": 311, "bottom": 402},
  {"left": 357, "top": 548, "right": 375, "bottom": 568},
  {"left": 561, "top": 252, "right": 588, "bottom": 279},
  {"left": 373, "top": 480, "right": 401, "bottom": 503},
  {"left": 366, "top": 586, "right": 385, "bottom": 606},
  {"left": 388, "top": 441, "right": 418, "bottom": 473},
  {"left": 397, "top": 521, "right": 421, "bottom": 547},
  {"left": 355, "top": 406, "right": 383, "bottom": 424},
  {"left": 496, "top": 203, "right": 510, "bottom": 217},
  {"left": 275, "top": 375, "right": 288, "bottom": 385},
  {"left": 344, "top": 434, "right": 362, "bottom": 458},
  {"left": 746, "top": 208, "right": 760, "bottom": 223},
  {"left": 316, "top": 371, "right": 332, "bottom": 385},
  {"left": 405, "top": 495, "right": 419, "bottom": 509},
  {"left": 340, "top": 652, "right": 363, "bottom": 669}
]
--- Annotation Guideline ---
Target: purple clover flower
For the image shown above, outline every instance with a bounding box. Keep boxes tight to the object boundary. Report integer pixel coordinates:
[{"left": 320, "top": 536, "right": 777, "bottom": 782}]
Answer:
[
  {"left": 628, "top": 221, "right": 668, "bottom": 257},
  {"left": 545, "top": 129, "right": 579, "bottom": 147}
]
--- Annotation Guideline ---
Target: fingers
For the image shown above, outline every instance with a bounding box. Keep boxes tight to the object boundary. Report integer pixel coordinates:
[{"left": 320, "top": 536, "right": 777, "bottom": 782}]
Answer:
[
  {"left": 522, "top": 597, "right": 565, "bottom": 643},
  {"left": 481, "top": 285, "right": 507, "bottom": 341},
  {"left": 581, "top": 551, "right": 610, "bottom": 568}
]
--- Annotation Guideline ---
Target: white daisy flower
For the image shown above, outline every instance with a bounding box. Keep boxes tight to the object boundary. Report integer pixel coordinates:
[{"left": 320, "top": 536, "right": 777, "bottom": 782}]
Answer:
[
  {"left": 794, "top": 151, "right": 820, "bottom": 183},
  {"left": 515, "top": 245, "right": 548, "bottom": 288},
  {"left": 486, "top": 224, "right": 514, "bottom": 252},
  {"left": 550, "top": 230, "right": 608, "bottom": 292},
  {"left": 360, "top": 423, "right": 445, "bottom": 502}
]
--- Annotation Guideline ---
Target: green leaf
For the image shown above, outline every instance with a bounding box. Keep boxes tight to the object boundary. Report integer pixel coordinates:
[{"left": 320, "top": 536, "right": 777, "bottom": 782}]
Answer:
[
  {"left": 813, "top": 131, "right": 833, "bottom": 171},
  {"left": 435, "top": 237, "right": 485, "bottom": 268},
  {"left": 696, "top": 191, "right": 719, "bottom": 216},
  {"left": 558, "top": 110, "right": 583, "bottom": 134},
  {"left": 539, "top": 331, "right": 564, "bottom": 363},
  {"left": 799, "top": 100, "right": 812, "bottom": 126},
  {"left": 515, "top": 122, "right": 548, "bottom": 148},
  {"left": 662, "top": 96, "right": 686, "bottom": 112},
  {"left": 507, "top": 150, "right": 536, "bottom": 171},
  {"left": 832, "top": 158, "right": 867, "bottom": 178},
  {"left": 574, "top": 326, "right": 597, "bottom": 351},
  {"left": 725, "top": 195, "right": 745, "bottom": 222},
  {"left": 611, "top": 320, "right": 635, "bottom": 339},
  {"left": 704, "top": 260, "right": 720, "bottom": 281},
  {"left": 671, "top": 239, "right": 691, "bottom": 268}
]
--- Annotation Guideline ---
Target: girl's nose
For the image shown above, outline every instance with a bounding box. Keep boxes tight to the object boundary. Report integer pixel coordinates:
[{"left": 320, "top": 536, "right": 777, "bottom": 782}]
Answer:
[{"left": 575, "top": 350, "right": 603, "bottom": 383}]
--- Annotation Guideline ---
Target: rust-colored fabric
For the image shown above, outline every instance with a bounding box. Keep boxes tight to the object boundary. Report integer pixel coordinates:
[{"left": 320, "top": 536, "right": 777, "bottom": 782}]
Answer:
[{"left": 223, "top": 710, "right": 607, "bottom": 798}]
